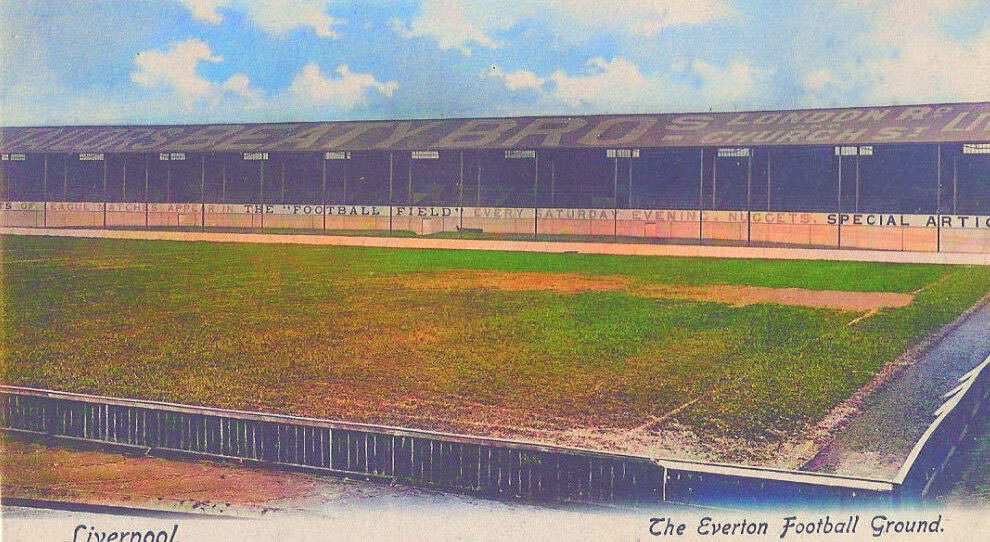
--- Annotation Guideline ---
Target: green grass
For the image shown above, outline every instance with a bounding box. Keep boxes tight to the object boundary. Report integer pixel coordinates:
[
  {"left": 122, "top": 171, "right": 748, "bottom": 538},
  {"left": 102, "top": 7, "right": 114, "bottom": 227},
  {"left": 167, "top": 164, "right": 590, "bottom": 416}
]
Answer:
[{"left": 2, "top": 234, "right": 988, "bottom": 460}]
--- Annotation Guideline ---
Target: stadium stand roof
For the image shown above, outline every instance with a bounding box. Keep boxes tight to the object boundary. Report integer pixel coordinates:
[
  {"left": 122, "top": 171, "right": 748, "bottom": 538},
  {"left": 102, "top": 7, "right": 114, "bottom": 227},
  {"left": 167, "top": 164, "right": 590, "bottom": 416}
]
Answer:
[{"left": 2, "top": 102, "right": 989, "bottom": 154}]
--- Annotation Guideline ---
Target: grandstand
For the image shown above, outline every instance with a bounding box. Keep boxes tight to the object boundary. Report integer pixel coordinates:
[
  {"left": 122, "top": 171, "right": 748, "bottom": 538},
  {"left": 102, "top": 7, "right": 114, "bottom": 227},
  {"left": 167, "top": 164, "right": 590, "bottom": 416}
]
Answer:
[{"left": 1, "top": 101, "right": 988, "bottom": 252}]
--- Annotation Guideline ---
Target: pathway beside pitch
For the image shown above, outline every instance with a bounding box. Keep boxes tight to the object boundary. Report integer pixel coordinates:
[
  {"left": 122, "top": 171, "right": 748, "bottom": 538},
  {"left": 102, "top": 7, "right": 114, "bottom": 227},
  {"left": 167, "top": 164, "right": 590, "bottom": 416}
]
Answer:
[
  {"left": 2, "top": 227, "right": 988, "bottom": 265},
  {"left": 803, "top": 296, "right": 990, "bottom": 479},
  {"left": 0, "top": 435, "right": 550, "bottom": 518}
]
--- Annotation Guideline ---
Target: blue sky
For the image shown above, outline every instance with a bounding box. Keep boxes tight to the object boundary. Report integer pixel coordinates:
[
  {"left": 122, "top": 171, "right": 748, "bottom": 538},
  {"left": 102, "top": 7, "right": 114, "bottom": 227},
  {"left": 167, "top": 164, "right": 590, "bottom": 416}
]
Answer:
[{"left": 2, "top": 0, "right": 989, "bottom": 126}]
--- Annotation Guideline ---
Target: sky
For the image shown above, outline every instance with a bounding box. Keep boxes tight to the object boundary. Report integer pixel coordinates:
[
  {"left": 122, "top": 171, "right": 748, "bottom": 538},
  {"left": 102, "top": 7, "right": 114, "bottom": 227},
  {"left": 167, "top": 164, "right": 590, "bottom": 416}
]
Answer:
[{"left": 1, "top": 0, "right": 989, "bottom": 126}]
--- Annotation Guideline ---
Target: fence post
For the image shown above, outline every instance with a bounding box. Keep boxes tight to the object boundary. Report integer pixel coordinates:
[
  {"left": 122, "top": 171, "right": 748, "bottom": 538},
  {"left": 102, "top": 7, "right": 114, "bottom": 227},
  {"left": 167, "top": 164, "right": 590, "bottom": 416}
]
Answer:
[{"left": 44, "top": 397, "right": 58, "bottom": 436}]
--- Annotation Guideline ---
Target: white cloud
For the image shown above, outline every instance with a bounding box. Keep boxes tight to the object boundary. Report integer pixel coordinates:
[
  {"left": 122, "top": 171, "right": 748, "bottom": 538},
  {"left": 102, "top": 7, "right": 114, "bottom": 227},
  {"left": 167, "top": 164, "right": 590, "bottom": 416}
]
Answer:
[
  {"left": 802, "top": 1, "right": 990, "bottom": 105},
  {"left": 549, "top": 57, "right": 648, "bottom": 108},
  {"left": 496, "top": 56, "right": 770, "bottom": 112},
  {"left": 131, "top": 38, "right": 261, "bottom": 108},
  {"left": 245, "top": 0, "right": 341, "bottom": 38},
  {"left": 31, "top": 56, "right": 395, "bottom": 124},
  {"left": 863, "top": 3, "right": 990, "bottom": 103},
  {"left": 548, "top": 0, "right": 732, "bottom": 37},
  {"left": 390, "top": 0, "right": 505, "bottom": 56},
  {"left": 488, "top": 66, "right": 546, "bottom": 91},
  {"left": 287, "top": 63, "right": 399, "bottom": 110},
  {"left": 690, "top": 58, "right": 769, "bottom": 106},
  {"left": 797, "top": 66, "right": 860, "bottom": 107},
  {"left": 131, "top": 39, "right": 222, "bottom": 104},
  {"left": 178, "top": 0, "right": 342, "bottom": 38},
  {"left": 222, "top": 73, "right": 261, "bottom": 99},
  {"left": 802, "top": 69, "right": 834, "bottom": 94},
  {"left": 179, "top": 0, "right": 226, "bottom": 24},
  {"left": 126, "top": 42, "right": 397, "bottom": 117},
  {"left": 391, "top": 0, "right": 732, "bottom": 55}
]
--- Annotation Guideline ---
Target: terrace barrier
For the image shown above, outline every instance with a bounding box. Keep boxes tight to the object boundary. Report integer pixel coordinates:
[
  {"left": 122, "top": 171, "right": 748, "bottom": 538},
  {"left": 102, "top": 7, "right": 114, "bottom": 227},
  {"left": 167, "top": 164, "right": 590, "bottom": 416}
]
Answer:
[{"left": 0, "top": 385, "right": 893, "bottom": 507}]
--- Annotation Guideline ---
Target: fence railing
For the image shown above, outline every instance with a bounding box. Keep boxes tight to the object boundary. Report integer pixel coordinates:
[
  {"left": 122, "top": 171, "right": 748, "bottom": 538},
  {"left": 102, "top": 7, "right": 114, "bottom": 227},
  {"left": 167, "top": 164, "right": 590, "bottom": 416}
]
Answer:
[
  {"left": 0, "top": 385, "right": 897, "bottom": 507},
  {"left": 9, "top": 355, "right": 989, "bottom": 506},
  {"left": 659, "top": 458, "right": 892, "bottom": 507},
  {"left": 894, "top": 354, "right": 990, "bottom": 498}
]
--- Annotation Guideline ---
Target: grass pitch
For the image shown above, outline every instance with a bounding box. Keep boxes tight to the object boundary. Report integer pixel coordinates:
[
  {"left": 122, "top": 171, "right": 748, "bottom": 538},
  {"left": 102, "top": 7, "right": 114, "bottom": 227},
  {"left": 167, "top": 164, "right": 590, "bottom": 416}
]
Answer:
[{"left": 2, "top": 235, "right": 989, "bottom": 463}]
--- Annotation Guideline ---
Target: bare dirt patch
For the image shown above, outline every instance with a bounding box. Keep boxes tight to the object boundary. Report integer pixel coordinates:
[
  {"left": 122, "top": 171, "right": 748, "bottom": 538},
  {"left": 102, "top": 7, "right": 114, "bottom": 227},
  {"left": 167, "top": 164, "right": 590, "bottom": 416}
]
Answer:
[
  {"left": 0, "top": 435, "right": 515, "bottom": 516},
  {"left": 389, "top": 270, "right": 914, "bottom": 311},
  {"left": 0, "top": 436, "right": 318, "bottom": 509},
  {"left": 390, "top": 270, "right": 631, "bottom": 294},
  {"left": 636, "top": 284, "right": 914, "bottom": 311}
]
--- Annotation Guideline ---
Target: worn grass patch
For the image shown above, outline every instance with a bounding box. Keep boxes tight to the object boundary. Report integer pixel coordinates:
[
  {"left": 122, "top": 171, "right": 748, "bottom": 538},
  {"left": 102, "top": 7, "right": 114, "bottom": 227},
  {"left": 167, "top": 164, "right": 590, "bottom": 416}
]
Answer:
[
  {"left": 390, "top": 270, "right": 915, "bottom": 310},
  {"left": 1, "top": 234, "right": 988, "bottom": 461}
]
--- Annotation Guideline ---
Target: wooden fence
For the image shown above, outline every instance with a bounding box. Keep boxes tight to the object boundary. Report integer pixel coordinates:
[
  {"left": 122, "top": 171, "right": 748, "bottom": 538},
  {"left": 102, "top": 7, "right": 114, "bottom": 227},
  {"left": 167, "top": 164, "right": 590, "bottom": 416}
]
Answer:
[
  {"left": 0, "top": 385, "right": 896, "bottom": 506},
  {"left": 895, "top": 354, "right": 990, "bottom": 498}
]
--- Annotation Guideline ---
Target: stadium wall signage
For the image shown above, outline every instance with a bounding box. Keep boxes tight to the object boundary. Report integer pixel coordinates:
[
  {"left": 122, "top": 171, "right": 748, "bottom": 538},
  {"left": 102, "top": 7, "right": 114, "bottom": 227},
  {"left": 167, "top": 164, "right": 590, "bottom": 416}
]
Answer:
[
  {"left": 4, "top": 200, "right": 989, "bottom": 229},
  {"left": 3, "top": 102, "right": 990, "bottom": 153}
]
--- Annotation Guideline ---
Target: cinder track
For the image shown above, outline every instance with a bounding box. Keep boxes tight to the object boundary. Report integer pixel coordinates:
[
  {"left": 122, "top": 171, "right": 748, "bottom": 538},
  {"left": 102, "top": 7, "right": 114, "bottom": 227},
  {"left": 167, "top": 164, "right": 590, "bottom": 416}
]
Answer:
[{"left": 2, "top": 227, "right": 988, "bottom": 265}]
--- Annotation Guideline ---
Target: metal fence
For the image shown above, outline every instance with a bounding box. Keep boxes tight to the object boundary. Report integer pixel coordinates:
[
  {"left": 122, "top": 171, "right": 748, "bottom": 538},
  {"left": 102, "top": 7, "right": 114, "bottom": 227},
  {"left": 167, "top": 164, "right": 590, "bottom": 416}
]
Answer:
[{"left": 0, "top": 385, "right": 896, "bottom": 506}]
